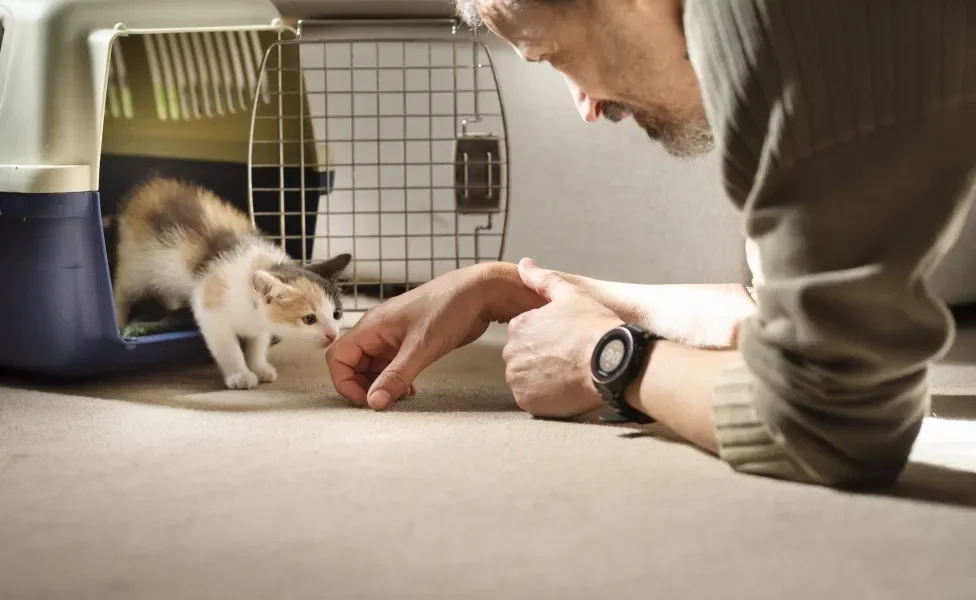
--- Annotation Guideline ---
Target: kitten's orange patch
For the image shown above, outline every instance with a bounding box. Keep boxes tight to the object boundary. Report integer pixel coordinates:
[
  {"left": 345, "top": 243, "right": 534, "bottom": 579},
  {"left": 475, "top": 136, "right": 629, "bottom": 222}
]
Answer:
[
  {"left": 179, "top": 235, "right": 208, "bottom": 271},
  {"left": 204, "top": 195, "right": 255, "bottom": 235},
  {"left": 118, "top": 178, "right": 179, "bottom": 240},
  {"left": 116, "top": 175, "right": 268, "bottom": 282},
  {"left": 266, "top": 278, "right": 323, "bottom": 325},
  {"left": 118, "top": 176, "right": 257, "bottom": 248}
]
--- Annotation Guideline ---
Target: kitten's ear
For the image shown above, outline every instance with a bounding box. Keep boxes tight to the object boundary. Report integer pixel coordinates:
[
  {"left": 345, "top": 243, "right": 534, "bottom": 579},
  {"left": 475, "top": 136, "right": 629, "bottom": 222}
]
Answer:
[
  {"left": 305, "top": 253, "right": 352, "bottom": 279},
  {"left": 253, "top": 270, "right": 289, "bottom": 303}
]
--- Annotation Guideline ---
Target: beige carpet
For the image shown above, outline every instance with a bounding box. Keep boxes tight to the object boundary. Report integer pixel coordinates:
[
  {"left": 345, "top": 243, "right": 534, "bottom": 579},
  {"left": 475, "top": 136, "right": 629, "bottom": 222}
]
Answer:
[{"left": 2, "top": 323, "right": 976, "bottom": 600}]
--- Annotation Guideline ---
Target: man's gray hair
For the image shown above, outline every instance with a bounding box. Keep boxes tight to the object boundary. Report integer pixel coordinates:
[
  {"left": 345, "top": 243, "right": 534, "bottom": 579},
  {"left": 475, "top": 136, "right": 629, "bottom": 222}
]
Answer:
[
  {"left": 455, "top": 0, "right": 575, "bottom": 28},
  {"left": 455, "top": 0, "right": 484, "bottom": 26}
]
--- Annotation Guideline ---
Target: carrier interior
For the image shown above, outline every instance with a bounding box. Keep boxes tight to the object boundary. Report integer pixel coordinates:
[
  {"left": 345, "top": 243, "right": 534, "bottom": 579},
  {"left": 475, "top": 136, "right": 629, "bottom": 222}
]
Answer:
[{"left": 98, "top": 29, "right": 320, "bottom": 340}]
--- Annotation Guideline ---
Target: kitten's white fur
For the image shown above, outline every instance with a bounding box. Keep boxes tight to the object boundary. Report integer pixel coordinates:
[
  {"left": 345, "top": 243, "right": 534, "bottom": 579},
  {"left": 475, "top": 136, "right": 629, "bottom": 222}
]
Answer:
[
  {"left": 113, "top": 177, "right": 349, "bottom": 389},
  {"left": 192, "top": 241, "right": 341, "bottom": 390}
]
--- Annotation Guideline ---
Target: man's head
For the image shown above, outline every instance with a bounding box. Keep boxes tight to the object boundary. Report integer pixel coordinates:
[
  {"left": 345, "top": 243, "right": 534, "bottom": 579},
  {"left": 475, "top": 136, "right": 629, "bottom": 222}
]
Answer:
[{"left": 456, "top": 0, "right": 713, "bottom": 158}]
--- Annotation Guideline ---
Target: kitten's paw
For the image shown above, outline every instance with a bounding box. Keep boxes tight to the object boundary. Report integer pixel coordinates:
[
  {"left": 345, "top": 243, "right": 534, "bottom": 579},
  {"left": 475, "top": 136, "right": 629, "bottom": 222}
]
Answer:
[
  {"left": 224, "top": 371, "right": 259, "bottom": 390},
  {"left": 252, "top": 363, "right": 278, "bottom": 383}
]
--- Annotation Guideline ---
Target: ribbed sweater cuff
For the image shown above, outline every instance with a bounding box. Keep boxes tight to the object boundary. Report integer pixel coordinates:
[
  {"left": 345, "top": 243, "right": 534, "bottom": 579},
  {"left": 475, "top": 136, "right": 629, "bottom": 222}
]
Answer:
[{"left": 712, "top": 359, "right": 816, "bottom": 483}]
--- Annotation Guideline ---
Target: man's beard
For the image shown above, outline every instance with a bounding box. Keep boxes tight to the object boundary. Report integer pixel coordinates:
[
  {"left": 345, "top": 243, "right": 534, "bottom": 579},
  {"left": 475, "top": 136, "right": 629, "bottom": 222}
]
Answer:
[
  {"left": 601, "top": 100, "right": 633, "bottom": 123},
  {"left": 602, "top": 101, "right": 714, "bottom": 159}
]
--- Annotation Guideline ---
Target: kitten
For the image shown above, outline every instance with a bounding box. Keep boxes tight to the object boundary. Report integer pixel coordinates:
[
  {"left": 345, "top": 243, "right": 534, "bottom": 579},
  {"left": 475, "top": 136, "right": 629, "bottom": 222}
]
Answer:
[{"left": 113, "top": 176, "right": 351, "bottom": 389}]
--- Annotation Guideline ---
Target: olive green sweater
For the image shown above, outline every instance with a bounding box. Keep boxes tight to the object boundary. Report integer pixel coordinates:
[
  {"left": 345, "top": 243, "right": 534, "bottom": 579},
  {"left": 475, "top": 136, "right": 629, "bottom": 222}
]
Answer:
[{"left": 685, "top": 0, "right": 976, "bottom": 487}]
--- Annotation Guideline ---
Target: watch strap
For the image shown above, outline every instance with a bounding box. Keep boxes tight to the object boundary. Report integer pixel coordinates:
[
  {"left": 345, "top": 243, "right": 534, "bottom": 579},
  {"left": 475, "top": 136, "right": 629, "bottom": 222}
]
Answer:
[{"left": 592, "top": 324, "right": 661, "bottom": 425}]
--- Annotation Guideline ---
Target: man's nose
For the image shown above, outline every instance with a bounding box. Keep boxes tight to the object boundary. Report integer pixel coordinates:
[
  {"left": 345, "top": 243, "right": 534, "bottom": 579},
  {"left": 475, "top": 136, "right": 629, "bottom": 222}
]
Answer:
[{"left": 564, "top": 74, "right": 599, "bottom": 123}]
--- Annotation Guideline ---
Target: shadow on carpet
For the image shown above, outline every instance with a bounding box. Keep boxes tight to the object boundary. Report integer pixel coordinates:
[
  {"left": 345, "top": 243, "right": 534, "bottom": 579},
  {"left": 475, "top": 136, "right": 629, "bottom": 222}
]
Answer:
[{"left": 0, "top": 336, "right": 517, "bottom": 414}]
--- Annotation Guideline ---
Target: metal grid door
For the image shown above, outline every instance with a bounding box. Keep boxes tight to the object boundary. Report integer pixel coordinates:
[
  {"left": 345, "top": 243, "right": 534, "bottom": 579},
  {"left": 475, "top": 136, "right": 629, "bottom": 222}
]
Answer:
[{"left": 248, "top": 19, "right": 509, "bottom": 313}]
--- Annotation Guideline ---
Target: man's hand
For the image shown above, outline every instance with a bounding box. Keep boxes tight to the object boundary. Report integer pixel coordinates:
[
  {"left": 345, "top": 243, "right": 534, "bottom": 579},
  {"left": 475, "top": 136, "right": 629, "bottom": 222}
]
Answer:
[
  {"left": 326, "top": 262, "right": 546, "bottom": 411},
  {"left": 503, "top": 258, "right": 626, "bottom": 419}
]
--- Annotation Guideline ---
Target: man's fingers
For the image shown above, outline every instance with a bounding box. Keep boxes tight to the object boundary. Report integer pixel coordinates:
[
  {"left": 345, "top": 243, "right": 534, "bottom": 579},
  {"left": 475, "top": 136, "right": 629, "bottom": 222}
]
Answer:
[
  {"left": 327, "top": 331, "right": 397, "bottom": 405},
  {"left": 338, "top": 372, "right": 416, "bottom": 408},
  {"left": 517, "top": 257, "right": 579, "bottom": 302},
  {"left": 333, "top": 375, "right": 368, "bottom": 406},
  {"left": 365, "top": 337, "right": 432, "bottom": 411}
]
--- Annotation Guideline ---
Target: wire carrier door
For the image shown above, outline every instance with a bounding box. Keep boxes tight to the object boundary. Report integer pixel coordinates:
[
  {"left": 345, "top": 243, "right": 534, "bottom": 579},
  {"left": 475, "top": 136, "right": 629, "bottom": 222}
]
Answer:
[{"left": 248, "top": 18, "right": 510, "bottom": 313}]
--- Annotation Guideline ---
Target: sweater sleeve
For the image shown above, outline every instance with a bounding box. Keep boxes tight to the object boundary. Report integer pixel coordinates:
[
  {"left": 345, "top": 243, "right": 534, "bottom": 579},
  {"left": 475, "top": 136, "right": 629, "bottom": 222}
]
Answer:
[{"left": 683, "top": 0, "right": 976, "bottom": 487}]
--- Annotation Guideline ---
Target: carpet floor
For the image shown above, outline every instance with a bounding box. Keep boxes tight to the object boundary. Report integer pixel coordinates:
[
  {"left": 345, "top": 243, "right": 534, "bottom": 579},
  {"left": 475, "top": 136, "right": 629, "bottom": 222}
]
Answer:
[{"left": 2, "top": 322, "right": 976, "bottom": 600}]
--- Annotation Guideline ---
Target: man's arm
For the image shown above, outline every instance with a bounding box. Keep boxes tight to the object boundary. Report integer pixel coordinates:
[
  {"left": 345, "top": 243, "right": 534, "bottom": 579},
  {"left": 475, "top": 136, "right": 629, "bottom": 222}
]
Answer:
[
  {"left": 671, "top": 0, "right": 976, "bottom": 487},
  {"left": 554, "top": 273, "right": 757, "bottom": 349},
  {"left": 624, "top": 341, "right": 733, "bottom": 456},
  {"left": 481, "top": 262, "right": 759, "bottom": 347}
]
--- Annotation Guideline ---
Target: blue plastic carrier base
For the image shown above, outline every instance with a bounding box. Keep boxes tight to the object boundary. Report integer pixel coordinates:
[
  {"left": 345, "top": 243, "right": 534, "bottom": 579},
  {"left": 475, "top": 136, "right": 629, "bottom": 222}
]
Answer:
[{"left": 0, "top": 155, "right": 333, "bottom": 381}]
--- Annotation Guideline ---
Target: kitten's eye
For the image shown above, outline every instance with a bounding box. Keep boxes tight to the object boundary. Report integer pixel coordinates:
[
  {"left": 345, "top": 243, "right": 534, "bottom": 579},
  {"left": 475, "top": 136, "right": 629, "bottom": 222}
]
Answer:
[
  {"left": 302, "top": 314, "right": 317, "bottom": 325},
  {"left": 333, "top": 309, "right": 342, "bottom": 320}
]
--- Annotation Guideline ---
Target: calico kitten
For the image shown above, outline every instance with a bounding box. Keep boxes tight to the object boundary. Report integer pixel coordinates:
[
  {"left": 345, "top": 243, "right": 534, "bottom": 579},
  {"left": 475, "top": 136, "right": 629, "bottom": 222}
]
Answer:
[{"left": 113, "top": 176, "right": 351, "bottom": 389}]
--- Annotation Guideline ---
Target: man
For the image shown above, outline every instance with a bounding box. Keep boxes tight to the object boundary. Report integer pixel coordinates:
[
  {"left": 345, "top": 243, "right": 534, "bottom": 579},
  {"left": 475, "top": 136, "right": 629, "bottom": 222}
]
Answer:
[{"left": 326, "top": 0, "right": 976, "bottom": 489}]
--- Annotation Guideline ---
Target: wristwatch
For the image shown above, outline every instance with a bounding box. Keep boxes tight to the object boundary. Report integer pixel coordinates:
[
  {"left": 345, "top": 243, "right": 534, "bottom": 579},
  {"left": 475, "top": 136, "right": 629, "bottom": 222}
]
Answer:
[{"left": 590, "top": 324, "right": 662, "bottom": 424}]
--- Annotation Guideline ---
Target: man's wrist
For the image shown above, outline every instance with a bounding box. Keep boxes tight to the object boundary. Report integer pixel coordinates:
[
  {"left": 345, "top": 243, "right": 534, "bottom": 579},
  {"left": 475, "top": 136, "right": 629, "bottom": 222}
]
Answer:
[
  {"left": 623, "top": 349, "right": 655, "bottom": 418},
  {"left": 590, "top": 323, "right": 657, "bottom": 424},
  {"left": 621, "top": 339, "right": 728, "bottom": 454}
]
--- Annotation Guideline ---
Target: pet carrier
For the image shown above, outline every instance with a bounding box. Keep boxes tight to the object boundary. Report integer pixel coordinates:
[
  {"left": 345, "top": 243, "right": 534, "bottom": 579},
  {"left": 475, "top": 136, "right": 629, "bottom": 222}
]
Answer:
[{"left": 0, "top": 0, "right": 510, "bottom": 379}]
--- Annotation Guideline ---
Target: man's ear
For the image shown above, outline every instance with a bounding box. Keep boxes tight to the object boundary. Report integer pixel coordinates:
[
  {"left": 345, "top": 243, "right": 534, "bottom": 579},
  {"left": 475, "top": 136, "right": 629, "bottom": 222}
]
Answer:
[
  {"left": 253, "top": 270, "right": 289, "bottom": 303},
  {"left": 305, "top": 253, "right": 352, "bottom": 279}
]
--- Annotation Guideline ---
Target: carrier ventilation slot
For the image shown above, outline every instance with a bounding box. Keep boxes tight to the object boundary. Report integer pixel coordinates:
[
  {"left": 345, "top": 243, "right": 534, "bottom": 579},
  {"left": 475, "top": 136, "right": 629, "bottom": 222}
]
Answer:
[
  {"left": 0, "top": 21, "right": 5, "bottom": 89},
  {"left": 130, "top": 31, "right": 270, "bottom": 122},
  {"left": 107, "top": 40, "right": 134, "bottom": 119}
]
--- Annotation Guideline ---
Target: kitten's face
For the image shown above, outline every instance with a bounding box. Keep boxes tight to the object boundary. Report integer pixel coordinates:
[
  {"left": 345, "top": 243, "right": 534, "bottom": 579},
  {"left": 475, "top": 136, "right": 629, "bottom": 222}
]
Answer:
[{"left": 252, "top": 254, "right": 351, "bottom": 348}]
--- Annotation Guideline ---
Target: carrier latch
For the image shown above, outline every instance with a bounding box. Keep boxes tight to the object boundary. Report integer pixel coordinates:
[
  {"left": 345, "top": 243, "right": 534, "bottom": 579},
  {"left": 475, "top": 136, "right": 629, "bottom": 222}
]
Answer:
[{"left": 453, "top": 134, "right": 503, "bottom": 214}]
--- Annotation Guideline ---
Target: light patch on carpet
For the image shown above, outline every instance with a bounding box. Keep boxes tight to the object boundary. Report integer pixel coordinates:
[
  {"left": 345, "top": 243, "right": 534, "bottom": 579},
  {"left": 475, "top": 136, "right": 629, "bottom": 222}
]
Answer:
[{"left": 910, "top": 417, "right": 976, "bottom": 473}]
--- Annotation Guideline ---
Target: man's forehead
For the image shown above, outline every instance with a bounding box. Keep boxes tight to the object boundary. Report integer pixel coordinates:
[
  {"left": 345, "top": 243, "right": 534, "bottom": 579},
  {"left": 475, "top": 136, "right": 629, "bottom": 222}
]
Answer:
[{"left": 475, "top": 0, "right": 557, "bottom": 46}]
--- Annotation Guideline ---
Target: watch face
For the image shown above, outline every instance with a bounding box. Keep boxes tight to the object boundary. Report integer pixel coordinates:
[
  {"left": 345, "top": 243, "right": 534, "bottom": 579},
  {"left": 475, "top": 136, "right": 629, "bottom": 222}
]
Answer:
[{"left": 599, "top": 338, "right": 627, "bottom": 375}]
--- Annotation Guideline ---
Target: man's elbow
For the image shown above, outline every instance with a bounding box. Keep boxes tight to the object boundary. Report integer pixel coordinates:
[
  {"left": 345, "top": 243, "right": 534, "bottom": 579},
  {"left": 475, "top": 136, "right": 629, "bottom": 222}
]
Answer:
[
  {"left": 732, "top": 396, "right": 928, "bottom": 490},
  {"left": 713, "top": 341, "right": 933, "bottom": 490}
]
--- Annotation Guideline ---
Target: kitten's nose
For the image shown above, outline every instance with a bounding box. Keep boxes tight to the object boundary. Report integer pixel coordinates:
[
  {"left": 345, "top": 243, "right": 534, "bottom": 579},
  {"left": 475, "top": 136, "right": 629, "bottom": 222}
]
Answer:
[{"left": 320, "top": 326, "right": 337, "bottom": 347}]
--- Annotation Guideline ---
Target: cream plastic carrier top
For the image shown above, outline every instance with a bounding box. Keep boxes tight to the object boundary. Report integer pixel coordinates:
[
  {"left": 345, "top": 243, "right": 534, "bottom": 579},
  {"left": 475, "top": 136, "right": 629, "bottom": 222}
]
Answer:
[{"left": 0, "top": 0, "right": 290, "bottom": 195}]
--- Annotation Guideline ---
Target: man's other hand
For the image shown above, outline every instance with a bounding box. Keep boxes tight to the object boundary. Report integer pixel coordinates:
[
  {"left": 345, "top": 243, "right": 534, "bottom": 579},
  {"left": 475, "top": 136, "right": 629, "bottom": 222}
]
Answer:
[{"left": 503, "top": 258, "right": 625, "bottom": 419}]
